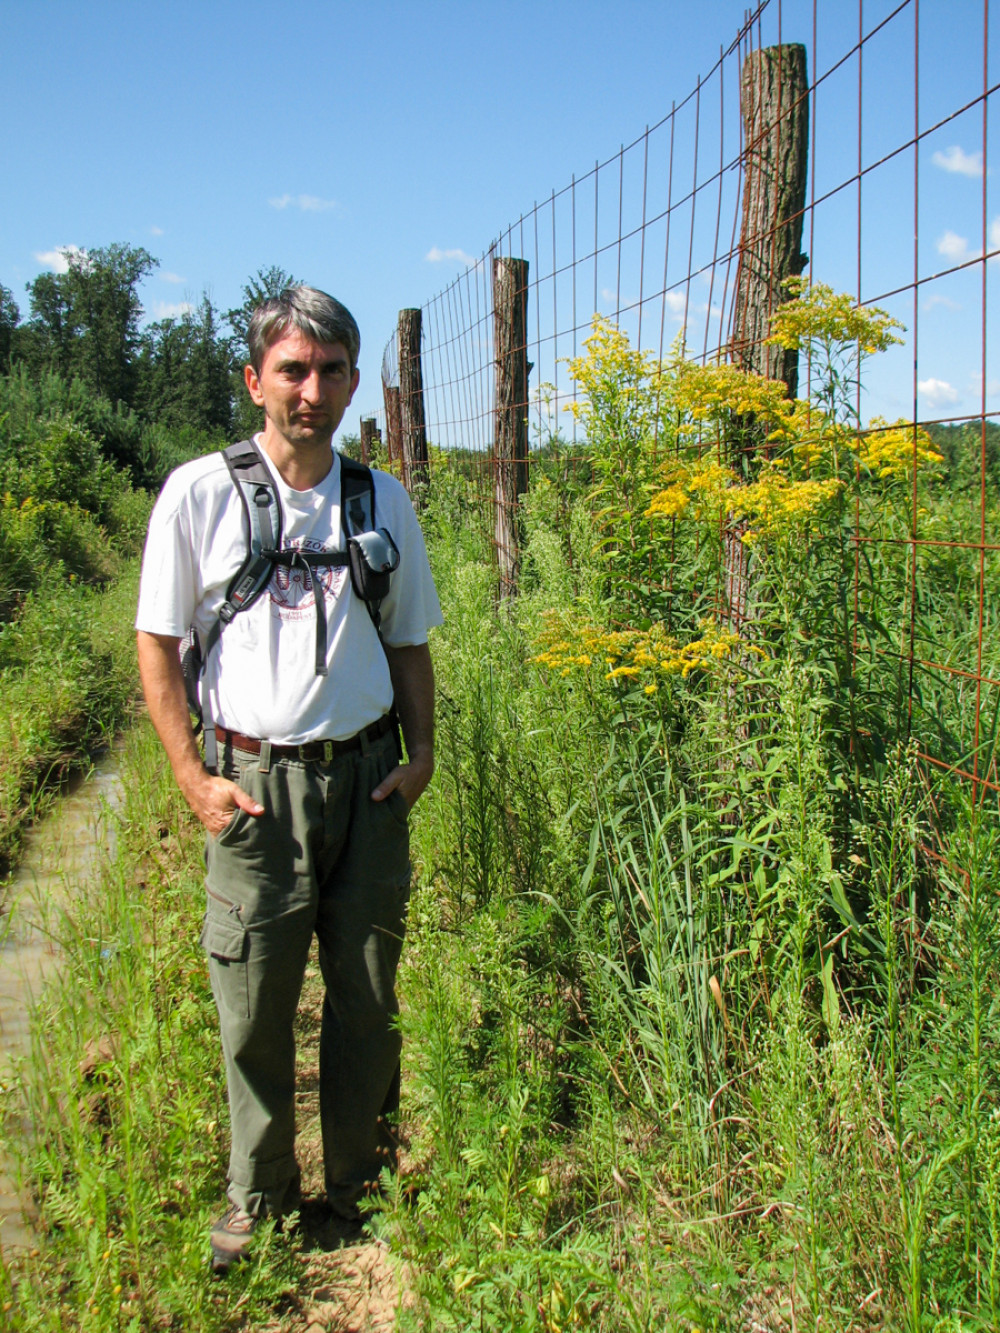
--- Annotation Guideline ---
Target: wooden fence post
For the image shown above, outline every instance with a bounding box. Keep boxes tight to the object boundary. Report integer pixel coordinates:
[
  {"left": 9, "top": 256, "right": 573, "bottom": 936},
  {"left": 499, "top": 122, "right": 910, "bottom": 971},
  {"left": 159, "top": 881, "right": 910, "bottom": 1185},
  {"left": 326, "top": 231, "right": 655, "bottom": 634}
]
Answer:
[
  {"left": 359, "top": 416, "right": 379, "bottom": 465},
  {"left": 727, "top": 42, "right": 809, "bottom": 631},
  {"left": 731, "top": 43, "right": 809, "bottom": 390},
  {"left": 398, "top": 308, "right": 429, "bottom": 496},
  {"left": 382, "top": 382, "right": 403, "bottom": 477},
  {"left": 493, "top": 257, "right": 529, "bottom": 599}
]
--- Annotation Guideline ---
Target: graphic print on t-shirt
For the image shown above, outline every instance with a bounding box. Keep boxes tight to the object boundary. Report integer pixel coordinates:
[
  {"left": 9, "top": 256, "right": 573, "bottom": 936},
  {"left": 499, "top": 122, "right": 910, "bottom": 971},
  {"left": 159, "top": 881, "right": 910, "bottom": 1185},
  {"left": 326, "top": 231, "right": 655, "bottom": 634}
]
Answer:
[{"left": 268, "top": 538, "right": 348, "bottom": 622}]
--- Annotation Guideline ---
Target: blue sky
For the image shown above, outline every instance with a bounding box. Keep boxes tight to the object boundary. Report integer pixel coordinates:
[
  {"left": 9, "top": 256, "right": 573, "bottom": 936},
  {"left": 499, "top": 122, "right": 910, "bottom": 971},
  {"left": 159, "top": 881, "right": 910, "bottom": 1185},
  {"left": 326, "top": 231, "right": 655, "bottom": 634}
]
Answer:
[{"left": 2, "top": 0, "right": 996, "bottom": 433}]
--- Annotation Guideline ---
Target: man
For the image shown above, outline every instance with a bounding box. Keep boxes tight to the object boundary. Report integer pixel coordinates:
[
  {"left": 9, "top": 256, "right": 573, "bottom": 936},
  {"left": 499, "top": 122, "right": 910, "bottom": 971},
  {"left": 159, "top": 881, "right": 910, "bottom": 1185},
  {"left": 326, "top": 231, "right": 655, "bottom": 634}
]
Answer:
[{"left": 136, "top": 286, "right": 441, "bottom": 1271}]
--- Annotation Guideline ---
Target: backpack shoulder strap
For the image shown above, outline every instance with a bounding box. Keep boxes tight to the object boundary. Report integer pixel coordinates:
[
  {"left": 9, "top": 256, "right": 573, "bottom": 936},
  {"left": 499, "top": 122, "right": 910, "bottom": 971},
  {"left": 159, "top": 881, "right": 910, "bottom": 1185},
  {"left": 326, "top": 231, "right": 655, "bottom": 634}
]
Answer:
[
  {"left": 217, "top": 438, "right": 283, "bottom": 627},
  {"left": 196, "top": 440, "right": 283, "bottom": 770},
  {"left": 339, "top": 454, "right": 389, "bottom": 638},
  {"left": 339, "top": 454, "right": 376, "bottom": 539},
  {"left": 338, "top": 455, "right": 400, "bottom": 751}
]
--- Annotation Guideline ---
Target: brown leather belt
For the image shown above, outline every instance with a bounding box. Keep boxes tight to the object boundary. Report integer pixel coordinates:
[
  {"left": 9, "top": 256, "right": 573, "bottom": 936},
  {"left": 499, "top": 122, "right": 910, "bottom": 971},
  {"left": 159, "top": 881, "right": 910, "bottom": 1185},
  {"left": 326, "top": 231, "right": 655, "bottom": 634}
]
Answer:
[{"left": 215, "top": 714, "right": 394, "bottom": 763}]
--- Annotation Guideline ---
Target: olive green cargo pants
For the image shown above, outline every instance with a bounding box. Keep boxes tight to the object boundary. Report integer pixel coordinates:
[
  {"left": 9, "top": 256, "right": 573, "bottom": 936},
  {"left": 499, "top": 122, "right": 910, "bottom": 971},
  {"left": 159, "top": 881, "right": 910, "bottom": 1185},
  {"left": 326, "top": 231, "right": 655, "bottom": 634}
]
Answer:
[{"left": 200, "top": 726, "right": 410, "bottom": 1221}]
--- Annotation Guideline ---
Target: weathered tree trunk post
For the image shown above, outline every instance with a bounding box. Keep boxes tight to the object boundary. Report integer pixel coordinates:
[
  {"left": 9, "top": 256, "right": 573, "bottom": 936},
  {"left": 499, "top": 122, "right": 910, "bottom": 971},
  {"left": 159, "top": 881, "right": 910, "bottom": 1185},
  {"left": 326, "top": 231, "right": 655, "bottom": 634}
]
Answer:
[
  {"left": 359, "top": 416, "right": 380, "bottom": 465},
  {"left": 727, "top": 42, "right": 809, "bottom": 632},
  {"left": 398, "top": 308, "right": 429, "bottom": 497},
  {"left": 382, "top": 382, "right": 403, "bottom": 478},
  {"left": 493, "top": 257, "right": 530, "bottom": 599},
  {"left": 732, "top": 43, "right": 809, "bottom": 391}
]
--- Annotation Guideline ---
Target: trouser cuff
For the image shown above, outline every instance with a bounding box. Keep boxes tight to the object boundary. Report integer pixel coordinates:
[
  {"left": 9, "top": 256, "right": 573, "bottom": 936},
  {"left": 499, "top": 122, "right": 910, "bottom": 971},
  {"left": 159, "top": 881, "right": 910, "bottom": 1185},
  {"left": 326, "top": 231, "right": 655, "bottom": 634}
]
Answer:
[{"left": 228, "top": 1148, "right": 299, "bottom": 1195}]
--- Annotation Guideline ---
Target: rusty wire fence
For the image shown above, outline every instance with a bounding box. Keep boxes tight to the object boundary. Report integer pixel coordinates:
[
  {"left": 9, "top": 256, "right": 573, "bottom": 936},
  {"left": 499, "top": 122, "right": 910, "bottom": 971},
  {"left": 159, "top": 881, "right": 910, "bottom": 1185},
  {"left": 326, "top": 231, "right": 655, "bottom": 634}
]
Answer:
[{"left": 369, "top": 0, "right": 998, "bottom": 791}]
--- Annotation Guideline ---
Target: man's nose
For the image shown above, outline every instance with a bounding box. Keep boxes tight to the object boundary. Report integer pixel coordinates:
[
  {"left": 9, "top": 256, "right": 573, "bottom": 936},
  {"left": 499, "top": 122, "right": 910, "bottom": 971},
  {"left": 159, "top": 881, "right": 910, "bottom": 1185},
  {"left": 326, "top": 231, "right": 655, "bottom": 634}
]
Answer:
[{"left": 301, "top": 370, "right": 324, "bottom": 402}]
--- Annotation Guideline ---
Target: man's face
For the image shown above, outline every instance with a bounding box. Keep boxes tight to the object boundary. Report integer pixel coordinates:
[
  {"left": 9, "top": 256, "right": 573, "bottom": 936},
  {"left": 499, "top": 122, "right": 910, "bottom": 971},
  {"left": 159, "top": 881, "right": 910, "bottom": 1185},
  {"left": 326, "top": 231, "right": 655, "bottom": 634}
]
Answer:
[{"left": 245, "top": 329, "right": 360, "bottom": 449}]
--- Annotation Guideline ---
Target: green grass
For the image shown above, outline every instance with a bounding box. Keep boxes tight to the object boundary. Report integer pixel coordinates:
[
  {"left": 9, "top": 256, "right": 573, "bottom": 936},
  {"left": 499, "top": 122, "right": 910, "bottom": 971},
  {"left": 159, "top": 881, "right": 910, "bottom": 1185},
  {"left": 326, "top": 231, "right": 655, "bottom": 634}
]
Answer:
[
  {"left": 3, "top": 410, "right": 999, "bottom": 1330},
  {"left": 369, "top": 455, "right": 1000, "bottom": 1330},
  {"left": 0, "top": 565, "right": 141, "bottom": 876},
  {"left": 0, "top": 723, "right": 302, "bottom": 1331},
  {"left": 3, "top": 563, "right": 997, "bottom": 1329}
]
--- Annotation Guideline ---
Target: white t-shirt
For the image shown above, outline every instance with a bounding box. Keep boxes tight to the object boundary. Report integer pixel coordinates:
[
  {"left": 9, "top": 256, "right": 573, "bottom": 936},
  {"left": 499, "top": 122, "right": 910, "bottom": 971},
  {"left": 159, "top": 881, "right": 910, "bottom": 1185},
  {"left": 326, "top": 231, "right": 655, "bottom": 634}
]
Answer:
[{"left": 136, "top": 444, "right": 443, "bottom": 744}]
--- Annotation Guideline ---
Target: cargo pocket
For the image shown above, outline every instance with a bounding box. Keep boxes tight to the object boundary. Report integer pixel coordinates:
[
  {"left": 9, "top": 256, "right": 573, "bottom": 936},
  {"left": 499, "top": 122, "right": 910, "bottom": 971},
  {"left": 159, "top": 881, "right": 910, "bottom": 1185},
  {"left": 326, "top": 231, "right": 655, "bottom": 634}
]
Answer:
[{"left": 200, "top": 906, "right": 250, "bottom": 1019}]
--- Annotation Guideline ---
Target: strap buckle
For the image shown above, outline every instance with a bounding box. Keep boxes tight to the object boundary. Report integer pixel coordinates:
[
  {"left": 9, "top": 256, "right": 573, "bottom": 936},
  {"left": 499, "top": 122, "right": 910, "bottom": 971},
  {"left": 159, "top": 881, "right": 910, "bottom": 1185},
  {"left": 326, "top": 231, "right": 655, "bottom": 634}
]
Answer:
[{"left": 323, "top": 740, "right": 333, "bottom": 762}]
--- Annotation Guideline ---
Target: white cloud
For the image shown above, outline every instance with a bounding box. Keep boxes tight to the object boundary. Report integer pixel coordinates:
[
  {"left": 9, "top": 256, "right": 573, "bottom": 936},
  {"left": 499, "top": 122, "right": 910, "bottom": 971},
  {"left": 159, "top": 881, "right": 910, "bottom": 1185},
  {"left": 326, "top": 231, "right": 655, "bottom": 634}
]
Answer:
[
  {"left": 161, "top": 271, "right": 186, "bottom": 284},
  {"left": 150, "top": 225, "right": 165, "bottom": 236},
  {"left": 149, "top": 300, "right": 193, "bottom": 320},
  {"left": 268, "top": 193, "right": 338, "bottom": 212},
  {"left": 936, "top": 217, "right": 1000, "bottom": 266},
  {"left": 33, "top": 244, "right": 87, "bottom": 274},
  {"left": 601, "top": 289, "right": 693, "bottom": 325},
  {"left": 426, "top": 246, "right": 476, "bottom": 266},
  {"left": 299, "top": 194, "right": 338, "bottom": 212},
  {"left": 937, "top": 230, "right": 974, "bottom": 263},
  {"left": 932, "top": 145, "right": 984, "bottom": 177},
  {"left": 918, "top": 377, "right": 960, "bottom": 407},
  {"left": 923, "top": 293, "right": 961, "bottom": 312}
]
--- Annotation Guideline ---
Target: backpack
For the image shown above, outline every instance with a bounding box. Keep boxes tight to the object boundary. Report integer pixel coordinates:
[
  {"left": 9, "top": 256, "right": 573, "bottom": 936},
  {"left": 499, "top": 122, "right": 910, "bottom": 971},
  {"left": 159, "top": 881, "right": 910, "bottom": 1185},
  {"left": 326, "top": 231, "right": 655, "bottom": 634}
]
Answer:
[{"left": 181, "top": 439, "right": 400, "bottom": 767}]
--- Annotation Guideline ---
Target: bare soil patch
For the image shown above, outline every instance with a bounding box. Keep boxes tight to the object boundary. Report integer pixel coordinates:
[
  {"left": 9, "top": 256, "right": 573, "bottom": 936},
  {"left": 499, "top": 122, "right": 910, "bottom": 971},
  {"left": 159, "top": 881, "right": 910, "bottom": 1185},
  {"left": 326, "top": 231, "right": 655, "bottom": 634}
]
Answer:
[{"left": 252, "top": 950, "right": 414, "bottom": 1333}]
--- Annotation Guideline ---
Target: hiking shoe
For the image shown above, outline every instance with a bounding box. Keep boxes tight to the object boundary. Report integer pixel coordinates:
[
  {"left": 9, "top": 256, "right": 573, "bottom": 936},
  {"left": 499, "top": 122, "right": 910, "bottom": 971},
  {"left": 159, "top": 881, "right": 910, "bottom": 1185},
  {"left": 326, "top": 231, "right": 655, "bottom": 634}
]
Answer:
[
  {"left": 209, "top": 1203, "right": 258, "bottom": 1273},
  {"left": 311, "top": 1209, "right": 363, "bottom": 1251}
]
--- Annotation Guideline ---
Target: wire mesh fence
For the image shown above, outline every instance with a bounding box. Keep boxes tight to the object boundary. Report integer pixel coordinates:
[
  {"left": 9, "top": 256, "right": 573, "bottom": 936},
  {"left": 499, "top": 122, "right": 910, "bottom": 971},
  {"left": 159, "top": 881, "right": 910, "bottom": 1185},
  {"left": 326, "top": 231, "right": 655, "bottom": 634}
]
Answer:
[{"left": 369, "top": 0, "right": 998, "bottom": 792}]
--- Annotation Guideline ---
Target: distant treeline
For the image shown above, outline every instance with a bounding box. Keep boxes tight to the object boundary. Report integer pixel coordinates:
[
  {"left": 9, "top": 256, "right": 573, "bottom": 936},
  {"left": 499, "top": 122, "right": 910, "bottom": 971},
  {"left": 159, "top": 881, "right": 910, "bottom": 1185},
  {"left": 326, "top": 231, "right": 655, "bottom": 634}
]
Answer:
[
  {"left": 0, "top": 247, "right": 298, "bottom": 489},
  {"left": 2, "top": 246, "right": 994, "bottom": 498},
  {"left": 0, "top": 246, "right": 311, "bottom": 651},
  {"left": 0, "top": 241, "right": 293, "bottom": 862},
  {"left": 924, "top": 419, "right": 1000, "bottom": 491}
]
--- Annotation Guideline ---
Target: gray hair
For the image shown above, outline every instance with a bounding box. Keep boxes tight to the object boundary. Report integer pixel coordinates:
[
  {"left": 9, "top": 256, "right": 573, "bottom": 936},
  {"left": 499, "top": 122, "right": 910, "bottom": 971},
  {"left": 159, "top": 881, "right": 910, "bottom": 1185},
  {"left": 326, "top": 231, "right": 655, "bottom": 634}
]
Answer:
[{"left": 247, "top": 285, "right": 361, "bottom": 373}]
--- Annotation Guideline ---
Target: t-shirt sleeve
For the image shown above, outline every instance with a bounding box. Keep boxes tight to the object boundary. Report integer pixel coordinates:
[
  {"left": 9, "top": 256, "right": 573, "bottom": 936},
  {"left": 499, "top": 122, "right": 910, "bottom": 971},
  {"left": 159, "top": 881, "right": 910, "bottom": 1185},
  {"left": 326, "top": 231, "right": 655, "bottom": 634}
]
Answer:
[
  {"left": 376, "top": 477, "right": 443, "bottom": 647},
  {"left": 135, "top": 473, "right": 201, "bottom": 638}
]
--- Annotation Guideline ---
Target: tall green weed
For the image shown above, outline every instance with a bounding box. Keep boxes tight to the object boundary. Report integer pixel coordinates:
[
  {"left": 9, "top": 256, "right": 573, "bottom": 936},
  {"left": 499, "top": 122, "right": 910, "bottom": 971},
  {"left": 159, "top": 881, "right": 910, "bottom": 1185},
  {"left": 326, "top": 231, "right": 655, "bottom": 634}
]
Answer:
[
  {"left": 0, "top": 568, "right": 140, "bottom": 873},
  {"left": 392, "top": 285, "right": 1000, "bottom": 1327},
  {"left": 1, "top": 725, "right": 299, "bottom": 1331}
]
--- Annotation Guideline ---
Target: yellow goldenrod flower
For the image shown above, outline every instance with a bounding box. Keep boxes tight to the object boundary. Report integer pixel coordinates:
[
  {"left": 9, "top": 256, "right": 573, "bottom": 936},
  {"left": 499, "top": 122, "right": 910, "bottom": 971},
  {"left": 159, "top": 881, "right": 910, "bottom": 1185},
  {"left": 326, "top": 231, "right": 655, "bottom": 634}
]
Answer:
[
  {"left": 532, "top": 611, "right": 737, "bottom": 687},
  {"left": 766, "top": 277, "right": 905, "bottom": 354},
  {"left": 856, "top": 417, "right": 944, "bottom": 480}
]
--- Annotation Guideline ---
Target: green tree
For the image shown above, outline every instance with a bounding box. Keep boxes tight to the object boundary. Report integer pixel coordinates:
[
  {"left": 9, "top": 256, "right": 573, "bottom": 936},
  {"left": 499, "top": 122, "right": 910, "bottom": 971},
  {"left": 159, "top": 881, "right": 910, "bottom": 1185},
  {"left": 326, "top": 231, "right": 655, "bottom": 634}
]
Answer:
[
  {"left": 225, "top": 264, "right": 299, "bottom": 363},
  {"left": 0, "top": 284, "right": 19, "bottom": 374},
  {"left": 24, "top": 244, "right": 158, "bottom": 409},
  {"left": 338, "top": 431, "right": 363, "bottom": 462},
  {"left": 226, "top": 264, "right": 300, "bottom": 440},
  {"left": 20, "top": 269, "right": 73, "bottom": 379},
  {"left": 137, "top": 295, "right": 233, "bottom": 439}
]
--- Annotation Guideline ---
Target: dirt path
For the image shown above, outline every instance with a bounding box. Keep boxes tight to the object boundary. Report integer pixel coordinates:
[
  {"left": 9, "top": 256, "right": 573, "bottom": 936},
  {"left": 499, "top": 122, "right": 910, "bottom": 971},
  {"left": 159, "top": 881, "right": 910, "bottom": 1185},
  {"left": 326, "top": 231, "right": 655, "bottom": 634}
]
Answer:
[
  {"left": 1, "top": 756, "right": 411, "bottom": 1328},
  {"left": 255, "top": 957, "right": 414, "bottom": 1333},
  {"left": 287, "top": 1244, "right": 400, "bottom": 1333},
  {"left": 0, "top": 754, "right": 123, "bottom": 1251}
]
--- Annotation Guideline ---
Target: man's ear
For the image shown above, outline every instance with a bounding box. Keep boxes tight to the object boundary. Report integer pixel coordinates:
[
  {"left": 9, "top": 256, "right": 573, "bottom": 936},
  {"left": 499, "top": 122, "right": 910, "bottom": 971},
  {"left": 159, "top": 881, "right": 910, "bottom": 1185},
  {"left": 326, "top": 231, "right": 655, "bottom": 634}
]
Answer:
[{"left": 245, "top": 363, "right": 265, "bottom": 406}]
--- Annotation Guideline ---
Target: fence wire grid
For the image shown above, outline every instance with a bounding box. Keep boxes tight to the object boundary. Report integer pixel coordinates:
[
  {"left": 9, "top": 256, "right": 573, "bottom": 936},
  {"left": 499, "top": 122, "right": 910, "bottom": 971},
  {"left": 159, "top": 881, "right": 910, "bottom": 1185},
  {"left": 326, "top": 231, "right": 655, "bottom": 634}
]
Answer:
[{"left": 369, "top": 0, "right": 999, "bottom": 793}]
